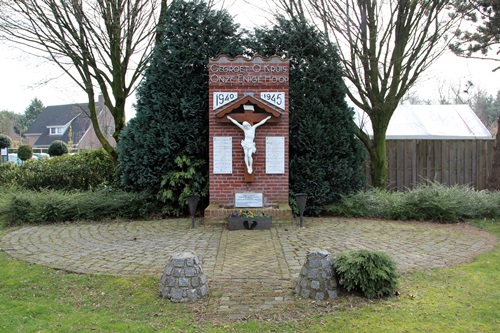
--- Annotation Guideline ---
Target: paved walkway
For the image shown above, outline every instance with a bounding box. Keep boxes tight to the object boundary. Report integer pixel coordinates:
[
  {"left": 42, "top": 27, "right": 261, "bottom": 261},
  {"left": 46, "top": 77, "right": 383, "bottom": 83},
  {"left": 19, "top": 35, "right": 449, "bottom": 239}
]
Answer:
[{"left": 0, "top": 218, "right": 496, "bottom": 319}]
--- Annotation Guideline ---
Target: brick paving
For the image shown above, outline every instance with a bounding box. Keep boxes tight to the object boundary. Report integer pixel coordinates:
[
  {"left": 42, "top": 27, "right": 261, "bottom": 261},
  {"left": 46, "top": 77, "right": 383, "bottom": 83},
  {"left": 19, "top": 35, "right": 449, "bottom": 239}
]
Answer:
[{"left": 0, "top": 217, "right": 496, "bottom": 318}]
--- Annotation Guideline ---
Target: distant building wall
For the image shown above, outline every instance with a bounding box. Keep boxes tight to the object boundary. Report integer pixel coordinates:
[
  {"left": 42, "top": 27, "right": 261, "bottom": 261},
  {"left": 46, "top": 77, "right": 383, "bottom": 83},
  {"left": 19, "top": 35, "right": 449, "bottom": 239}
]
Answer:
[{"left": 76, "top": 97, "right": 116, "bottom": 151}]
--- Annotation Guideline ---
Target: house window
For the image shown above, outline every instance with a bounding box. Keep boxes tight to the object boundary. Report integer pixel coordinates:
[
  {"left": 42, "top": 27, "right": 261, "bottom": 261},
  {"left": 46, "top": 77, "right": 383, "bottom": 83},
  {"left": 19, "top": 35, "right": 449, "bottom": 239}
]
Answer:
[{"left": 49, "top": 127, "right": 63, "bottom": 135}]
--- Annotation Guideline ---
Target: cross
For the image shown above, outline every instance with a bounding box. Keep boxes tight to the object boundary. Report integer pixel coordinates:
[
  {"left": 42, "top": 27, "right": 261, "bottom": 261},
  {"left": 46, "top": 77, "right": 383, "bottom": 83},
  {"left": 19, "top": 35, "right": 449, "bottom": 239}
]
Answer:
[{"left": 224, "top": 105, "right": 270, "bottom": 125}]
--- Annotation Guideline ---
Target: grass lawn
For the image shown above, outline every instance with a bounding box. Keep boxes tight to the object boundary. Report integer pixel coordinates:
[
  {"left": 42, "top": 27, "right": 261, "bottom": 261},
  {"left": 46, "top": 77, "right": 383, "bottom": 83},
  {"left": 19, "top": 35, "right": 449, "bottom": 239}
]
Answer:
[{"left": 0, "top": 190, "right": 498, "bottom": 331}]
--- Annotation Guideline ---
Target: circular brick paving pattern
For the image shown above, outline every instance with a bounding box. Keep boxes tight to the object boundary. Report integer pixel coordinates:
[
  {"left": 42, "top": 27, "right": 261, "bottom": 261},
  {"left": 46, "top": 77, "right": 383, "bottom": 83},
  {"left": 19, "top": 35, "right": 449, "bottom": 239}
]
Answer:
[{"left": 0, "top": 217, "right": 496, "bottom": 317}]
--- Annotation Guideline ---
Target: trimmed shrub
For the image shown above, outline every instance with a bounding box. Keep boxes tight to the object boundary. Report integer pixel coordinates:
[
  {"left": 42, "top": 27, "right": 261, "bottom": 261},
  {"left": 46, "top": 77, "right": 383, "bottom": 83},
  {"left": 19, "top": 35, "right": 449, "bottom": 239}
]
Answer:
[
  {"left": 13, "top": 149, "right": 115, "bottom": 191},
  {"left": 48, "top": 140, "right": 68, "bottom": 156},
  {"left": 327, "top": 182, "right": 500, "bottom": 222},
  {"left": 17, "top": 144, "right": 33, "bottom": 161},
  {"left": 5, "top": 188, "right": 160, "bottom": 226},
  {"left": 334, "top": 250, "right": 399, "bottom": 299},
  {"left": 0, "top": 134, "right": 12, "bottom": 149},
  {"left": 0, "top": 162, "right": 20, "bottom": 187}
]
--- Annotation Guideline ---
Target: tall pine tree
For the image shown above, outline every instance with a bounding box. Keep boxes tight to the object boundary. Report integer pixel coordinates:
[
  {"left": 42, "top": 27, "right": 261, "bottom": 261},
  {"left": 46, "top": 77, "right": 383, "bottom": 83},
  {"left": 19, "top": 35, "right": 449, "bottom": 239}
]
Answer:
[
  {"left": 250, "top": 17, "right": 366, "bottom": 215},
  {"left": 118, "top": 0, "right": 242, "bottom": 214}
]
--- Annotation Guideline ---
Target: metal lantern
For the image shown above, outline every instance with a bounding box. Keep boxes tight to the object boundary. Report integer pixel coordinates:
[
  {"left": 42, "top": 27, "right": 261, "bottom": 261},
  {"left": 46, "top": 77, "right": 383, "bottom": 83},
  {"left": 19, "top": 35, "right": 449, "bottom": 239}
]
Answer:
[
  {"left": 295, "top": 193, "right": 307, "bottom": 228},
  {"left": 186, "top": 195, "right": 200, "bottom": 229}
]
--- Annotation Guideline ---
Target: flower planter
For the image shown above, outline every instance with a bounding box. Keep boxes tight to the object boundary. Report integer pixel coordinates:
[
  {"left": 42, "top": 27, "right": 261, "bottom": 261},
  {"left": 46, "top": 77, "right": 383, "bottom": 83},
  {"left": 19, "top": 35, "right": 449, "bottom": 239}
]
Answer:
[{"left": 227, "top": 216, "right": 272, "bottom": 230}]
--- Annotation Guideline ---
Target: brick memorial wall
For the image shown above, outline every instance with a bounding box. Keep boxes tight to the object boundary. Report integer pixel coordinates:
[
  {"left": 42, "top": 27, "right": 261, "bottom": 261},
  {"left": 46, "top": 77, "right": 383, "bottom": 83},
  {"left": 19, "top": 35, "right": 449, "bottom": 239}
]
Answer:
[{"left": 205, "top": 55, "right": 291, "bottom": 220}]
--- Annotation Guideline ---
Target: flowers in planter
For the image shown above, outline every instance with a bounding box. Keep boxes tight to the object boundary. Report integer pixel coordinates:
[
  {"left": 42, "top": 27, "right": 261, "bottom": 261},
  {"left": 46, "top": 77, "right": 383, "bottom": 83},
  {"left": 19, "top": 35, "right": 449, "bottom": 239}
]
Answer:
[{"left": 228, "top": 210, "right": 271, "bottom": 218}]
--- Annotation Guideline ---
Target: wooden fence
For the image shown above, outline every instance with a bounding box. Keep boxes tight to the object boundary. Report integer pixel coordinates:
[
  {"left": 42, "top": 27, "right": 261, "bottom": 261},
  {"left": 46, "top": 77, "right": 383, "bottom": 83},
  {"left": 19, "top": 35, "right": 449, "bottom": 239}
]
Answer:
[{"left": 365, "top": 139, "right": 494, "bottom": 190}]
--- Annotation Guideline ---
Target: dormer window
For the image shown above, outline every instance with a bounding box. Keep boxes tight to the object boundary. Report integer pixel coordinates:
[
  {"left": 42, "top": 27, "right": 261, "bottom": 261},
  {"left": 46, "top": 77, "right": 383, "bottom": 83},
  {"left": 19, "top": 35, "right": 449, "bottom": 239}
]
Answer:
[{"left": 49, "top": 127, "right": 64, "bottom": 135}]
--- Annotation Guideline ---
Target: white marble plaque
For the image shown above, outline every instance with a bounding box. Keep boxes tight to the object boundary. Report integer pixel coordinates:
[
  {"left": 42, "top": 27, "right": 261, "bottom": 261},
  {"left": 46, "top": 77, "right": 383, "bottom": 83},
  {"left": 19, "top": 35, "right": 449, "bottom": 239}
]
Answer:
[
  {"left": 213, "top": 137, "right": 232, "bottom": 174},
  {"left": 266, "top": 137, "right": 285, "bottom": 174},
  {"left": 213, "top": 92, "right": 238, "bottom": 109},
  {"left": 235, "top": 192, "right": 263, "bottom": 208},
  {"left": 261, "top": 92, "right": 285, "bottom": 110}
]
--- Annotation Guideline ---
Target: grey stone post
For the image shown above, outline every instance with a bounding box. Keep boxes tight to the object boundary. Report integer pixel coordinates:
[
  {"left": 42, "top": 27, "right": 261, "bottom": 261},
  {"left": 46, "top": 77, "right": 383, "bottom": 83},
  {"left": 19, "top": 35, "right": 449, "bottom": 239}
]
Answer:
[
  {"left": 159, "top": 251, "right": 208, "bottom": 302},
  {"left": 295, "top": 248, "right": 338, "bottom": 301}
]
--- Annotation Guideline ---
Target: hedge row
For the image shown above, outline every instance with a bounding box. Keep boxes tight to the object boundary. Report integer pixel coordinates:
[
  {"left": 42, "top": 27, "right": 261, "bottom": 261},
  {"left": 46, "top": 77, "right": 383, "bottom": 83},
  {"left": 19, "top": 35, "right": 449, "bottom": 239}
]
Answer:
[
  {"left": 4, "top": 188, "right": 160, "bottom": 226},
  {"left": 1, "top": 149, "right": 115, "bottom": 191}
]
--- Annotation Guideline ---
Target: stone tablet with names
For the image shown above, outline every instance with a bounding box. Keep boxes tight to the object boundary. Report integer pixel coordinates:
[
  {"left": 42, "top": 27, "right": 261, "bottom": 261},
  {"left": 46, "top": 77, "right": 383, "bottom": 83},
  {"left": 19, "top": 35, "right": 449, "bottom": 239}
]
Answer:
[
  {"left": 213, "top": 137, "right": 232, "bottom": 174},
  {"left": 235, "top": 192, "right": 263, "bottom": 208},
  {"left": 266, "top": 137, "right": 285, "bottom": 174}
]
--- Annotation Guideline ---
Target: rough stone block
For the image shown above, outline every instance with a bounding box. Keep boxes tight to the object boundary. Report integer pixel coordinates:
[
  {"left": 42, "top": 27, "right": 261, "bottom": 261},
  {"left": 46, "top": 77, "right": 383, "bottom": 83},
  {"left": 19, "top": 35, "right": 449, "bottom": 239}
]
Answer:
[
  {"left": 294, "top": 248, "right": 338, "bottom": 301},
  {"left": 160, "top": 251, "right": 209, "bottom": 303},
  {"left": 185, "top": 267, "right": 195, "bottom": 277},
  {"left": 178, "top": 277, "right": 190, "bottom": 287},
  {"left": 310, "top": 280, "right": 320, "bottom": 290}
]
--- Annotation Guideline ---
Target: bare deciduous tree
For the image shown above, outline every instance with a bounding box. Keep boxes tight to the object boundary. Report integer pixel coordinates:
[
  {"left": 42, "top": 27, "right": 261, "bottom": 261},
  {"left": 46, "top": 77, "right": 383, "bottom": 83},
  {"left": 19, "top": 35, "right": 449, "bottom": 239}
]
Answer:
[
  {"left": 0, "top": 0, "right": 163, "bottom": 164},
  {"left": 270, "top": 0, "right": 466, "bottom": 188}
]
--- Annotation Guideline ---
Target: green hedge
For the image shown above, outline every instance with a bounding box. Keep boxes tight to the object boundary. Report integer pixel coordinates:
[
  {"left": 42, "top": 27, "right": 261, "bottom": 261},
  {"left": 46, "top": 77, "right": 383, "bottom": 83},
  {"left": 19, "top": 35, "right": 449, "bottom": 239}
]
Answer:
[
  {"left": 327, "top": 182, "right": 500, "bottom": 222},
  {"left": 1, "top": 149, "right": 115, "bottom": 191},
  {"left": 5, "top": 188, "right": 160, "bottom": 226}
]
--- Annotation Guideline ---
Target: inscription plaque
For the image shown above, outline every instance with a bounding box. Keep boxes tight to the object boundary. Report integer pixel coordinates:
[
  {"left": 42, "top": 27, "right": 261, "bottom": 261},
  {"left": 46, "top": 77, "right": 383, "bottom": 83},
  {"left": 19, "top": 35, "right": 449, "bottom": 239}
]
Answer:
[
  {"left": 235, "top": 192, "right": 263, "bottom": 208},
  {"left": 213, "top": 137, "right": 232, "bottom": 174},
  {"left": 266, "top": 137, "right": 285, "bottom": 174}
]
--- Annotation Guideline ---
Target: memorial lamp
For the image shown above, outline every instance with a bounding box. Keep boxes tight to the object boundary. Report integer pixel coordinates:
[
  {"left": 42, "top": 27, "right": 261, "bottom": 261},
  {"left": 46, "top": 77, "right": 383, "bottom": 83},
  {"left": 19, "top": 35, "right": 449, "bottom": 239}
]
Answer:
[
  {"left": 295, "top": 193, "right": 307, "bottom": 228},
  {"left": 187, "top": 195, "right": 200, "bottom": 229}
]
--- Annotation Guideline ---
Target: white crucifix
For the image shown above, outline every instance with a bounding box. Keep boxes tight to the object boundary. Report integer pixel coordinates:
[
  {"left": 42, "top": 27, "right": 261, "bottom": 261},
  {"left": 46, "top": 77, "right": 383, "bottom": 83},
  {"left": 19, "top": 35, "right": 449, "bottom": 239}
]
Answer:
[{"left": 227, "top": 105, "right": 271, "bottom": 174}]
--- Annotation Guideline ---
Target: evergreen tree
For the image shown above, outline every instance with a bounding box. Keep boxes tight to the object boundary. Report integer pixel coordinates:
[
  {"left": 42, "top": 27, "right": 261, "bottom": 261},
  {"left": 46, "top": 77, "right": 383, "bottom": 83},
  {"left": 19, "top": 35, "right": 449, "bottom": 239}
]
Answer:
[
  {"left": 118, "top": 0, "right": 242, "bottom": 214},
  {"left": 250, "top": 17, "right": 366, "bottom": 215},
  {"left": 22, "top": 98, "right": 44, "bottom": 133},
  {"left": 0, "top": 134, "right": 12, "bottom": 150}
]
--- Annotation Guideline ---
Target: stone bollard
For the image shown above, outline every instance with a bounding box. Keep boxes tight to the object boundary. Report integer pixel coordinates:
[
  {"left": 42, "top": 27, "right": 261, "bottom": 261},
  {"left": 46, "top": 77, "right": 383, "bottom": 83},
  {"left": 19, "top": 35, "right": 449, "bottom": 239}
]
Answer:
[
  {"left": 159, "top": 251, "right": 208, "bottom": 302},
  {"left": 295, "top": 248, "right": 338, "bottom": 301}
]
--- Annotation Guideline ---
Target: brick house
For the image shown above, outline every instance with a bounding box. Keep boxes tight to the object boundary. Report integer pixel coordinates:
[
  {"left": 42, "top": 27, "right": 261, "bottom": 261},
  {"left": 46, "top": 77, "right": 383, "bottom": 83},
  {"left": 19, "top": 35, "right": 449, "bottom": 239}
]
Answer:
[{"left": 24, "top": 95, "right": 115, "bottom": 151}]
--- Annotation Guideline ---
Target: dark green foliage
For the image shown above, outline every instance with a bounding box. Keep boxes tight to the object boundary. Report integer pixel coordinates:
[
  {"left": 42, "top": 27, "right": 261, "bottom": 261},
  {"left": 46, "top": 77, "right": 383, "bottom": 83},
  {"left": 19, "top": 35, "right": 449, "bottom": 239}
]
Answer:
[
  {"left": 0, "top": 163, "right": 18, "bottom": 186},
  {"left": 21, "top": 98, "right": 44, "bottom": 133},
  {"left": 450, "top": 1, "right": 500, "bottom": 59},
  {"left": 48, "top": 140, "right": 68, "bottom": 156},
  {"left": 2, "top": 149, "right": 115, "bottom": 191},
  {"left": 17, "top": 144, "right": 33, "bottom": 161},
  {"left": 250, "top": 17, "right": 366, "bottom": 215},
  {"left": 0, "top": 133, "right": 12, "bottom": 149},
  {"left": 327, "top": 182, "right": 500, "bottom": 222},
  {"left": 118, "top": 0, "right": 243, "bottom": 215},
  {"left": 5, "top": 188, "right": 159, "bottom": 226},
  {"left": 158, "top": 156, "right": 208, "bottom": 216},
  {"left": 334, "top": 250, "right": 399, "bottom": 299}
]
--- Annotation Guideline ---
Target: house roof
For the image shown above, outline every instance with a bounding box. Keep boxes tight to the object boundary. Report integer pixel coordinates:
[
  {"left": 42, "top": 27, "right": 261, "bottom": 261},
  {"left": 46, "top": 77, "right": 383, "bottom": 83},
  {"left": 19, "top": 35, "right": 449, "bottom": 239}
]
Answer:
[
  {"left": 25, "top": 103, "right": 92, "bottom": 147},
  {"left": 353, "top": 104, "right": 493, "bottom": 140}
]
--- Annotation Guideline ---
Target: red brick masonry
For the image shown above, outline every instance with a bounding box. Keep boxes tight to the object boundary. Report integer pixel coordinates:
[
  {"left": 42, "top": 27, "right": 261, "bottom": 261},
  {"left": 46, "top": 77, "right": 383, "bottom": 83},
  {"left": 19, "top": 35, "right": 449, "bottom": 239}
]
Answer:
[{"left": 206, "top": 55, "right": 291, "bottom": 220}]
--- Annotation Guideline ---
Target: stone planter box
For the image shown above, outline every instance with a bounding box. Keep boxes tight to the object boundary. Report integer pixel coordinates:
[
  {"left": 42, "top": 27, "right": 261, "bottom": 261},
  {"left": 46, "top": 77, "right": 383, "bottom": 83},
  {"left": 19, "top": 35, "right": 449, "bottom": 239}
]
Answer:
[{"left": 227, "top": 217, "right": 272, "bottom": 230}]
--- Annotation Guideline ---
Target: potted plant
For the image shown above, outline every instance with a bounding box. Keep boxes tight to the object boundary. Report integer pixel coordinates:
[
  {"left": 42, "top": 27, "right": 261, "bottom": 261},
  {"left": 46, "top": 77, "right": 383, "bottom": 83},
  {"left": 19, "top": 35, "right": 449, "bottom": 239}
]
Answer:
[{"left": 227, "top": 210, "right": 272, "bottom": 230}]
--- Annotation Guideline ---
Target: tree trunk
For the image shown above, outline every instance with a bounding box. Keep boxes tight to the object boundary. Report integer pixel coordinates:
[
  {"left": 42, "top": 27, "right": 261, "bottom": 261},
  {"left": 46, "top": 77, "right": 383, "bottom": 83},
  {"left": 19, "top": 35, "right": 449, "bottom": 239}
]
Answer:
[
  {"left": 87, "top": 93, "right": 119, "bottom": 166},
  {"left": 487, "top": 117, "right": 500, "bottom": 190},
  {"left": 367, "top": 109, "right": 393, "bottom": 189},
  {"left": 369, "top": 125, "right": 388, "bottom": 189}
]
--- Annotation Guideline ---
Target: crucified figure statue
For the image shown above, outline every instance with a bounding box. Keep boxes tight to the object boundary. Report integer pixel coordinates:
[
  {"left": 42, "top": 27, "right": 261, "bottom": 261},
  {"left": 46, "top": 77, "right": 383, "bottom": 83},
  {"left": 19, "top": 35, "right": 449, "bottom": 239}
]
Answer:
[{"left": 227, "top": 115, "right": 271, "bottom": 174}]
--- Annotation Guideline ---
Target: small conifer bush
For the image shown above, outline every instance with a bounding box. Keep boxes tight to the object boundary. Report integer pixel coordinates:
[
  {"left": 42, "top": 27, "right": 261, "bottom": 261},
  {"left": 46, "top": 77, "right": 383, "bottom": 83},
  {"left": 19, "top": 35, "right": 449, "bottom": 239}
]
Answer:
[
  {"left": 48, "top": 140, "right": 68, "bottom": 156},
  {"left": 17, "top": 144, "right": 33, "bottom": 161},
  {"left": 334, "top": 249, "right": 399, "bottom": 299}
]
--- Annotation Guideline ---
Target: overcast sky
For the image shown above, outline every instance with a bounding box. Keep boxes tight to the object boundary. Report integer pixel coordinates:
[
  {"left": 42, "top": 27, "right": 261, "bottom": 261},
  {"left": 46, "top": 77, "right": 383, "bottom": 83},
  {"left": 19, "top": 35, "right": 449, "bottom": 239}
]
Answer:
[{"left": 0, "top": 2, "right": 498, "bottom": 121}]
